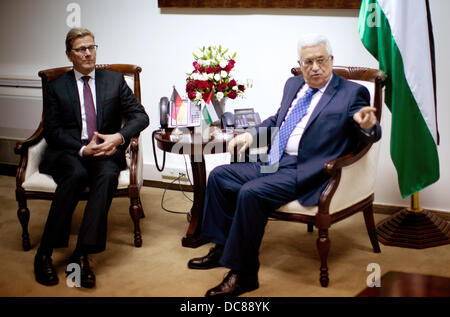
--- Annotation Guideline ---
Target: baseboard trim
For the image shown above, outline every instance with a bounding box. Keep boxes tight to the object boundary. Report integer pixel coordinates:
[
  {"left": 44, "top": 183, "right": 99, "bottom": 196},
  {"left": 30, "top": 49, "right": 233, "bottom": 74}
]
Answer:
[{"left": 143, "top": 180, "right": 193, "bottom": 192}]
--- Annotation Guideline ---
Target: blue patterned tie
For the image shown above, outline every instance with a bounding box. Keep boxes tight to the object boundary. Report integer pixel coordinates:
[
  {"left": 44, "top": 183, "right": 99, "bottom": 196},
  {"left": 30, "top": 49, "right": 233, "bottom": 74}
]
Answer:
[{"left": 268, "top": 87, "right": 318, "bottom": 165}]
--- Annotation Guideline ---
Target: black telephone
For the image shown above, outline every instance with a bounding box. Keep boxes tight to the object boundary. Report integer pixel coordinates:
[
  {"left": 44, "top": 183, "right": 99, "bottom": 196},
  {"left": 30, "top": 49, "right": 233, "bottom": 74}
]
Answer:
[
  {"left": 159, "top": 96, "right": 170, "bottom": 129},
  {"left": 153, "top": 96, "right": 170, "bottom": 172},
  {"left": 221, "top": 108, "right": 261, "bottom": 129}
]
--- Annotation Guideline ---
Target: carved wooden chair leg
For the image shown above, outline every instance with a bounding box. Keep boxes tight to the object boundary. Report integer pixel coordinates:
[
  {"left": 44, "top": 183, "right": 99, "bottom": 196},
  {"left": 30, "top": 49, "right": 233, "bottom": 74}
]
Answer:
[
  {"left": 17, "top": 204, "right": 31, "bottom": 251},
  {"left": 307, "top": 223, "right": 314, "bottom": 233},
  {"left": 362, "top": 204, "right": 381, "bottom": 253},
  {"left": 317, "top": 228, "right": 330, "bottom": 287},
  {"left": 129, "top": 197, "right": 143, "bottom": 248}
]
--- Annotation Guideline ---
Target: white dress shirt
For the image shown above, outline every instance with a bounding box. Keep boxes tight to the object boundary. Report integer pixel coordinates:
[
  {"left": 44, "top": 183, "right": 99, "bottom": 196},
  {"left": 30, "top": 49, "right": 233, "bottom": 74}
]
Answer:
[{"left": 283, "top": 74, "right": 333, "bottom": 156}]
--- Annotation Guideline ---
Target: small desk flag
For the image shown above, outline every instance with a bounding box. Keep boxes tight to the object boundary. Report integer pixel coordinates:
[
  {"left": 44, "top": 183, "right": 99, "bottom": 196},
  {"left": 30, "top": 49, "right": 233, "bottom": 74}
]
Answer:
[{"left": 202, "top": 92, "right": 219, "bottom": 124}]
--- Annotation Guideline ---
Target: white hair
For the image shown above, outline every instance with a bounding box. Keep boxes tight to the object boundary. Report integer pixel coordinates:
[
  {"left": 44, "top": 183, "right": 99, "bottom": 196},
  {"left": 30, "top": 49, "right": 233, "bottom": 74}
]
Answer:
[{"left": 297, "top": 34, "right": 333, "bottom": 60}]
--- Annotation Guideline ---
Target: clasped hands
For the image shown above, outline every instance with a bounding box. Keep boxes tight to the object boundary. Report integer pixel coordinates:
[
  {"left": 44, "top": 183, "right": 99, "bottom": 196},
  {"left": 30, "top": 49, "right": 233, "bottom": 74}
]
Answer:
[
  {"left": 228, "top": 106, "right": 377, "bottom": 155},
  {"left": 82, "top": 132, "right": 123, "bottom": 157}
]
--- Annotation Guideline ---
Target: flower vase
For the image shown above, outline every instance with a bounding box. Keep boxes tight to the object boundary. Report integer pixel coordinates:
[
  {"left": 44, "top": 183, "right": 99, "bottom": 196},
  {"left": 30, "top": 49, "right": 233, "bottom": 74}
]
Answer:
[{"left": 212, "top": 96, "right": 227, "bottom": 119}]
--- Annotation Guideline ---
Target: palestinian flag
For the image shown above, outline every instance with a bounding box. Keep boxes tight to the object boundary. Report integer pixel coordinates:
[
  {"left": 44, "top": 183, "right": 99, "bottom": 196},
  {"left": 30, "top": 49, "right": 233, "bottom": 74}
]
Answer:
[
  {"left": 359, "top": 0, "right": 440, "bottom": 198},
  {"left": 170, "top": 86, "right": 187, "bottom": 123},
  {"left": 202, "top": 92, "right": 219, "bottom": 124}
]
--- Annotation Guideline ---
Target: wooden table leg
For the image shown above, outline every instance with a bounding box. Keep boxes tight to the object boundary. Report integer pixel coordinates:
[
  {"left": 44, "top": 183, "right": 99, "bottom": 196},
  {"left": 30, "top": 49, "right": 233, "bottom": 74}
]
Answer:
[{"left": 181, "top": 156, "right": 209, "bottom": 248}]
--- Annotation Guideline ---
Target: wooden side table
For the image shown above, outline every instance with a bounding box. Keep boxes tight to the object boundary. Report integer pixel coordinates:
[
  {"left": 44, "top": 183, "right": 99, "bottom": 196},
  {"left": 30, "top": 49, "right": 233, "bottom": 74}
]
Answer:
[
  {"left": 154, "top": 129, "right": 234, "bottom": 248},
  {"left": 357, "top": 271, "right": 450, "bottom": 297}
]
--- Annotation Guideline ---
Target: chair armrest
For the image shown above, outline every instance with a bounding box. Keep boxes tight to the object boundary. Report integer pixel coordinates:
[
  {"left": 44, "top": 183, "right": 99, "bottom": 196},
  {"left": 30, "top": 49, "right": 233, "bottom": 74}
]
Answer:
[
  {"left": 14, "top": 122, "right": 44, "bottom": 155},
  {"left": 319, "top": 142, "right": 380, "bottom": 218},
  {"left": 128, "top": 136, "right": 141, "bottom": 186},
  {"left": 15, "top": 123, "right": 45, "bottom": 190},
  {"left": 324, "top": 144, "right": 372, "bottom": 175}
]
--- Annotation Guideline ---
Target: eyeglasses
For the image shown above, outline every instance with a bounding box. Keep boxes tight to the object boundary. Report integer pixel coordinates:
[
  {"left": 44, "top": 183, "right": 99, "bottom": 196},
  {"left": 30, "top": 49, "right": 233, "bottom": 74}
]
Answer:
[
  {"left": 72, "top": 45, "right": 98, "bottom": 54},
  {"left": 300, "top": 55, "right": 332, "bottom": 68}
]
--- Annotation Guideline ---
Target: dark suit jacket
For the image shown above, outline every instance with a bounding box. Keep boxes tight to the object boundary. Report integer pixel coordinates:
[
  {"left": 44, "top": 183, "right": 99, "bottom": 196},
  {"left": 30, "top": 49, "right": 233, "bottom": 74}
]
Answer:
[
  {"left": 253, "top": 73, "right": 381, "bottom": 206},
  {"left": 39, "top": 69, "right": 149, "bottom": 174}
]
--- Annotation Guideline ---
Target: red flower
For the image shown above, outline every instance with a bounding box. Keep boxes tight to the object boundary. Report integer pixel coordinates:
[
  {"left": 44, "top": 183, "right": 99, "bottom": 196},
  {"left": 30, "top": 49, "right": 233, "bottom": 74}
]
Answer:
[
  {"left": 225, "top": 60, "right": 235, "bottom": 72},
  {"left": 228, "top": 79, "right": 236, "bottom": 89},
  {"left": 188, "top": 91, "right": 197, "bottom": 100},
  {"left": 206, "top": 67, "right": 215, "bottom": 74},
  {"left": 197, "top": 81, "right": 209, "bottom": 90},
  {"left": 227, "top": 91, "right": 237, "bottom": 99},
  {"left": 238, "top": 84, "right": 246, "bottom": 92},
  {"left": 217, "top": 82, "right": 227, "bottom": 91}
]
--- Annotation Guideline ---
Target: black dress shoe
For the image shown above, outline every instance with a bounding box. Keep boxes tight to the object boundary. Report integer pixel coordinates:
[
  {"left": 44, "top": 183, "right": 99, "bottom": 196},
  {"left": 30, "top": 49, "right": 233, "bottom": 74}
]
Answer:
[
  {"left": 68, "top": 254, "right": 95, "bottom": 288},
  {"left": 34, "top": 253, "right": 59, "bottom": 286},
  {"left": 205, "top": 271, "right": 259, "bottom": 297},
  {"left": 188, "top": 245, "right": 224, "bottom": 270}
]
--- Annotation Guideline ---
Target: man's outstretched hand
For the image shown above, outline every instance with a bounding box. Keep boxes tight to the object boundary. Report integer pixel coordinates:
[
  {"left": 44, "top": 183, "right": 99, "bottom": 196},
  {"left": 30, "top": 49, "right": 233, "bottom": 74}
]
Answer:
[{"left": 353, "top": 106, "right": 377, "bottom": 130}]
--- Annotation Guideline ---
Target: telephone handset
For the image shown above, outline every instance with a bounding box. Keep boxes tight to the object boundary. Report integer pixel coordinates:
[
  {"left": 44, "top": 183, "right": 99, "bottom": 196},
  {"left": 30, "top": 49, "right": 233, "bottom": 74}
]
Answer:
[
  {"left": 153, "top": 97, "right": 170, "bottom": 172},
  {"left": 221, "top": 108, "right": 261, "bottom": 129},
  {"left": 159, "top": 96, "right": 170, "bottom": 129}
]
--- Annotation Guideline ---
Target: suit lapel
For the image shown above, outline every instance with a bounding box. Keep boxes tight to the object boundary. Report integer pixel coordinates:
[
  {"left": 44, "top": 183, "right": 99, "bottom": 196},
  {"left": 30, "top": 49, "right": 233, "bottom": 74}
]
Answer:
[
  {"left": 65, "top": 70, "right": 82, "bottom": 130},
  {"left": 278, "top": 76, "right": 305, "bottom": 127},
  {"left": 303, "top": 73, "right": 340, "bottom": 132},
  {"left": 95, "top": 69, "right": 105, "bottom": 130}
]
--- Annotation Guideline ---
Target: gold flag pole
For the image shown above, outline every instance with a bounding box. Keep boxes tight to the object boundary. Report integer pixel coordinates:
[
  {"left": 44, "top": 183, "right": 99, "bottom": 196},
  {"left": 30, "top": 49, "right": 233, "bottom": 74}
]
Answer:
[
  {"left": 376, "top": 192, "right": 450, "bottom": 249},
  {"left": 407, "top": 193, "right": 423, "bottom": 213}
]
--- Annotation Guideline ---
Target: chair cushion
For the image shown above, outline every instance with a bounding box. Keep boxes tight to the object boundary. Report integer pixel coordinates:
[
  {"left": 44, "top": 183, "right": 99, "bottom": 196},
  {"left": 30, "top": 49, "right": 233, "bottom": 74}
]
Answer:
[
  {"left": 22, "top": 172, "right": 57, "bottom": 193},
  {"left": 276, "top": 200, "right": 318, "bottom": 216},
  {"left": 276, "top": 142, "right": 380, "bottom": 216},
  {"left": 22, "top": 169, "right": 131, "bottom": 192}
]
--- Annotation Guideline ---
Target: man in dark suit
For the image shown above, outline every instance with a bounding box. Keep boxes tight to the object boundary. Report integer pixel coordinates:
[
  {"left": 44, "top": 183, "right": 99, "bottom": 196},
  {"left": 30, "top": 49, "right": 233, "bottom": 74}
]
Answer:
[
  {"left": 187, "top": 34, "right": 381, "bottom": 297},
  {"left": 34, "top": 28, "right": 149, "bottom": 287}
]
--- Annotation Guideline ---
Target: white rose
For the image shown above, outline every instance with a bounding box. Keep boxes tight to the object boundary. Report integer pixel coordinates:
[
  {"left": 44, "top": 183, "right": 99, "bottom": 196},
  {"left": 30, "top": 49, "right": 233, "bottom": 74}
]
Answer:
[
  {"left": 219, "top": 60, "right": 228, "bottom": 68},
  {"left": 214, "top": 74, "right": 221, "bottom": 81},
  {"left": 221, "top": 70, "right": 228, "bottom": 78},
  {"left": 208, "top": 73, "right": 214, "bottom": 80},
  {"left": 196, "top": 92, "right": 202, "bottom": 100},
  {"left": 216, "top": 92, "right": 224, "bottom": 101},
  {"left": 233, "top": 86, "right": 238, "bottom": 91}
]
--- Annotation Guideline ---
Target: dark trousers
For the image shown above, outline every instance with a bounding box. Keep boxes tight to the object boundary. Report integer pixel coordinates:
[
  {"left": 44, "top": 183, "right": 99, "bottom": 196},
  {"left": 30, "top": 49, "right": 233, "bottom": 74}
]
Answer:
[
  {"left": 200, "top": 154, "right": 300, "bottom": 274},
  {"left": 39, "top": 153, "right": 120, "bottom": 255}
]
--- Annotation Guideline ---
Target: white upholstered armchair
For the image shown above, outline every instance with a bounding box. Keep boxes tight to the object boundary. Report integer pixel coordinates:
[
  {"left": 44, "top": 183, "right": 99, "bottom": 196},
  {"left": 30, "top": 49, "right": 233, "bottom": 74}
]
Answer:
[{"left": 15, "top": 64, "right": 145, "bottom": 251}]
